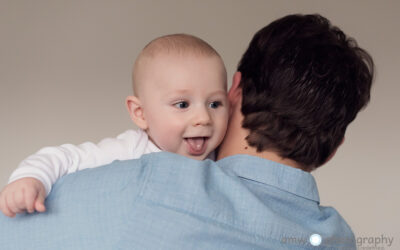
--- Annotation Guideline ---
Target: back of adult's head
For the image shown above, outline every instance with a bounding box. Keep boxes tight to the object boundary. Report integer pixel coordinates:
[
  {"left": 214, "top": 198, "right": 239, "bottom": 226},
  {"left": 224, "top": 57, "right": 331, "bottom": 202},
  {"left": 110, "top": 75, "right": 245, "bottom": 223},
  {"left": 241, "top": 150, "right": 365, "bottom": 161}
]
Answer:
[{"left": 237, "top": 14, "right": 374, "bottom": 171}]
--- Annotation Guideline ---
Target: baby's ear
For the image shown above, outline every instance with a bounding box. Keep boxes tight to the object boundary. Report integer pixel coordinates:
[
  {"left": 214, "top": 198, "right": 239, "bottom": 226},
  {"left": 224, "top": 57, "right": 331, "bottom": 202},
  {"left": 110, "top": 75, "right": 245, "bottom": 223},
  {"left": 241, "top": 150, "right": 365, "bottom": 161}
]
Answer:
[{"left": 126, "top": 96, "right": 148, "bottom": 130}]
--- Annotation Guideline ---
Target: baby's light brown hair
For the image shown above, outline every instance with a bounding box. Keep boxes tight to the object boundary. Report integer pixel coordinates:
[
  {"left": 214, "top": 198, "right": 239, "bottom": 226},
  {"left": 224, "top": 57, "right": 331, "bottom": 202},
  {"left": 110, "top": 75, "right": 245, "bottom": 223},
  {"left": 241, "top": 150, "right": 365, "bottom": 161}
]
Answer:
[{"left": 132, "top": 34, "right": 227, "bottom": 96}]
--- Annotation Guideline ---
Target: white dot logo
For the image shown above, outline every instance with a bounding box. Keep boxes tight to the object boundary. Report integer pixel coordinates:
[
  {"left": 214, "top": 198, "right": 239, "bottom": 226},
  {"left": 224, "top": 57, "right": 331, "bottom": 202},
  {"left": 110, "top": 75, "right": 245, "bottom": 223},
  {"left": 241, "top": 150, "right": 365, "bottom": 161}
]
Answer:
[{"left": 309, "top": 234, "right": 322, "bottom": 246}]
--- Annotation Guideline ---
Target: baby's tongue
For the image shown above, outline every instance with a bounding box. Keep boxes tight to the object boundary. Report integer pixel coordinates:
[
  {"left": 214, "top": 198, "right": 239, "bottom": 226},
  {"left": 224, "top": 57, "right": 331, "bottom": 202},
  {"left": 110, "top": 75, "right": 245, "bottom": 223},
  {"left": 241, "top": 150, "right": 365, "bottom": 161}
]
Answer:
[{"left": 186, "top": 137, "right": 205, "bottom": 151}]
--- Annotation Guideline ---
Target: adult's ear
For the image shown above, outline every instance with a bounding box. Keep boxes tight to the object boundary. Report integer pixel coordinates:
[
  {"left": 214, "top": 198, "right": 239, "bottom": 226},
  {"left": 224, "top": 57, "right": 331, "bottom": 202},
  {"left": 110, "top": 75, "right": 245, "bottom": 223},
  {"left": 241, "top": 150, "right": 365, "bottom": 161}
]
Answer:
[
  {"left": 125, "top": 96, "right": 148, "bottom": 130},
  {"left": 228, "top": 72, "right": 243, "bottom": 116}
]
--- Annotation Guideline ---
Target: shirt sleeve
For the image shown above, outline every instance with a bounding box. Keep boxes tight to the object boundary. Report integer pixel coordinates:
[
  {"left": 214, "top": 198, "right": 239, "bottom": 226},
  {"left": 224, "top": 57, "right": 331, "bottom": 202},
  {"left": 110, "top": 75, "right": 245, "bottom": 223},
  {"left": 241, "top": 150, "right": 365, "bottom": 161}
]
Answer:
[{"left": 8, "top": 129, "right": 148, "bottom": 195}]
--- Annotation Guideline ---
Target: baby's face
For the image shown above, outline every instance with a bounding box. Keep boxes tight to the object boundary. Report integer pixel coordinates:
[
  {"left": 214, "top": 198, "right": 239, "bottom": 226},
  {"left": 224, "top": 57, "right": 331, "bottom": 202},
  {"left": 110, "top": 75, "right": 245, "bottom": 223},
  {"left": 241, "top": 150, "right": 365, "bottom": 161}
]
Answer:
[{"left": 138, "top": 53, "right": 229, "bottom": 160}]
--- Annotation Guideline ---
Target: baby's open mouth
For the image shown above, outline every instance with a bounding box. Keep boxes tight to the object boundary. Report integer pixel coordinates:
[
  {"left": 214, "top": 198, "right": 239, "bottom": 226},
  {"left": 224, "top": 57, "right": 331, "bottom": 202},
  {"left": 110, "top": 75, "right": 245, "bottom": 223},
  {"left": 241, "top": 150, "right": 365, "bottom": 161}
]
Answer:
[{"left": 184, "top": 137, "right": 209, "bottom": 155}]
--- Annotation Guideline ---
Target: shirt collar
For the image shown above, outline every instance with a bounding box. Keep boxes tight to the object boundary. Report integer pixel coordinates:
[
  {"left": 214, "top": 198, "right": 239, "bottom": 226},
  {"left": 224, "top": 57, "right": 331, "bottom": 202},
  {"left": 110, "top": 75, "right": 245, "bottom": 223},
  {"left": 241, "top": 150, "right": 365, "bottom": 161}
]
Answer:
[{"left": 217, "top": 154, "right": 320, "bottom": 203}]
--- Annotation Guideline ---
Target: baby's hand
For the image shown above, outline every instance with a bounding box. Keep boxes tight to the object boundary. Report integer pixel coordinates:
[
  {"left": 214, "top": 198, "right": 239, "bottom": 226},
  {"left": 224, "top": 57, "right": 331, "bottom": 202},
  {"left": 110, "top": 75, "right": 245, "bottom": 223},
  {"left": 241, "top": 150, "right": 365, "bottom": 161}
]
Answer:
[{"left": 0, "top": 177, "right": 46, "bottom": 217}]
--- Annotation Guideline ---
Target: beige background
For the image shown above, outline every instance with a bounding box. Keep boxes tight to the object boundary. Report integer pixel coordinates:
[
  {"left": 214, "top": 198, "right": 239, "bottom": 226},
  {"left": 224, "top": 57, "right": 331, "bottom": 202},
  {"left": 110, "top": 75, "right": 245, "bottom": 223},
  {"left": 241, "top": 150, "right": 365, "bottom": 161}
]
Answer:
[{"left": 1, "top": 0, "right": 398, "bottom": 247}]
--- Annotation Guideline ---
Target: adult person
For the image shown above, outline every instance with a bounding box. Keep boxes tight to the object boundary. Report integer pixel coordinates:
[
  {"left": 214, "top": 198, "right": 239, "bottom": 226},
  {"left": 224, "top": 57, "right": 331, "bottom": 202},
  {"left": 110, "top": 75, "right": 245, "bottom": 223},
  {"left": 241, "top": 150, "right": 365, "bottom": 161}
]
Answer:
[{"left": 0, "top": 14, "right": 373, "bottom": 249}]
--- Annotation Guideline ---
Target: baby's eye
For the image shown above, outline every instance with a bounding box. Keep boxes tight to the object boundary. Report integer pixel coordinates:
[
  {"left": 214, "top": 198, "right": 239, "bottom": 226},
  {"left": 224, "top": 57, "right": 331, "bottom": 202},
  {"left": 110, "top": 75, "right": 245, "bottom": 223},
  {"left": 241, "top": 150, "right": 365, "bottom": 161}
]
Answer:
[
  {"left": 174, "top": 101, "right": 189, "bottom": 109},
  {"left": 209, "top": 101, "right": 222, "bottom": 109}
]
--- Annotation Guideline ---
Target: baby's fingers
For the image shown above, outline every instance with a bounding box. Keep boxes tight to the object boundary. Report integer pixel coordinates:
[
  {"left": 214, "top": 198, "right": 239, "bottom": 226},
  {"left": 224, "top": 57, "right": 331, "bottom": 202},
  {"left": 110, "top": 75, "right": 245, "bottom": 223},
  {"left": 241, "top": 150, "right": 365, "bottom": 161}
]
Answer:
[
  {"left": 24, "top": 189, "right": 37, "bottom": 213},
  {"left": 0, "top": 192, "right": 15, "bottom": 217},
  {"left": 34, "top": 189, "right": 46, "bottom": 213},
  {"left": 6, "top": 194, "right": 22, "bottom": 216},
  {"left": 1, "top": 201, "right": 15, "bottom": 217},
  {"left": 13, "top": 190, "right": 27, "bottom": 211},
  {"left": 0, "top": 191, "right": 4, "bottom": 212}
]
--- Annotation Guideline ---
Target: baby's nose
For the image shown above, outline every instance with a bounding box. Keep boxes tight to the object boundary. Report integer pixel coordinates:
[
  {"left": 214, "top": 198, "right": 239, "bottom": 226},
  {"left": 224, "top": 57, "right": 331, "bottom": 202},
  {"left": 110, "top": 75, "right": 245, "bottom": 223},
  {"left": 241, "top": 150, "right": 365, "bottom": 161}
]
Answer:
[{"left": 193, "top": 107, "right": 211, "bottom": 126}]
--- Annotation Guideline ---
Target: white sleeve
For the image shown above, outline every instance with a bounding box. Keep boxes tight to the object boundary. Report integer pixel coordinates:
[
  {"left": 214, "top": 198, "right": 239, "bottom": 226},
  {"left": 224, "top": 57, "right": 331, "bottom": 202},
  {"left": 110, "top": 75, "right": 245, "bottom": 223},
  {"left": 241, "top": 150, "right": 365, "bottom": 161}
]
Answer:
[{"left": 8, "top": 129, "right": 153, "bottom": 196}]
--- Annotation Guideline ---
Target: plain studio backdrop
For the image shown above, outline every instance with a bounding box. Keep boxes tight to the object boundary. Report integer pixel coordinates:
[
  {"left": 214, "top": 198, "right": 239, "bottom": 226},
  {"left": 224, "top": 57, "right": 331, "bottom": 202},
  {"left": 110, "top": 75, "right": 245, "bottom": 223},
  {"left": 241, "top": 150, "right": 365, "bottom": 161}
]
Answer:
[{"left": 1, "top": 0, "right": 398, "bottom": 248}]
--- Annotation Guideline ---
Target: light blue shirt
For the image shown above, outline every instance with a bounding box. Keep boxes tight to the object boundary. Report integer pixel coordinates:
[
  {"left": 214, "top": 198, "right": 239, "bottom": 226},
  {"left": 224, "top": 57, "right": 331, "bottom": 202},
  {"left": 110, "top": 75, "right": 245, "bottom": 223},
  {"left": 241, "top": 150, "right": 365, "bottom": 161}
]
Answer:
[{"left": 0, "top": 152, "right": 356, "bottom": 249}]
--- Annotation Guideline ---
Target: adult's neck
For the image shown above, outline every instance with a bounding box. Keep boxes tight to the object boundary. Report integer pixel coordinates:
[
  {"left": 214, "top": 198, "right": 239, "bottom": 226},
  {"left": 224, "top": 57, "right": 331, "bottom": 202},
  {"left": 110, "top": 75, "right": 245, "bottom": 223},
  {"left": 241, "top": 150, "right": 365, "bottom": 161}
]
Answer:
[{"left": 217, "top": 107, "right": 304, "bottom": 170}]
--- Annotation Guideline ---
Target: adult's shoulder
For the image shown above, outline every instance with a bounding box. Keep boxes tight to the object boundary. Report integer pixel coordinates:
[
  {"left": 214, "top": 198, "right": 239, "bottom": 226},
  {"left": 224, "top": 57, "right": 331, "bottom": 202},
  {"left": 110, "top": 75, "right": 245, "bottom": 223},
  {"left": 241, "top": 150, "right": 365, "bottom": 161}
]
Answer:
[
  {"left": 315, "top": 205, "right": 357, "bottom": 247},
  {"left": 47, "top": 155, "right": 152, "bottom": 200}
]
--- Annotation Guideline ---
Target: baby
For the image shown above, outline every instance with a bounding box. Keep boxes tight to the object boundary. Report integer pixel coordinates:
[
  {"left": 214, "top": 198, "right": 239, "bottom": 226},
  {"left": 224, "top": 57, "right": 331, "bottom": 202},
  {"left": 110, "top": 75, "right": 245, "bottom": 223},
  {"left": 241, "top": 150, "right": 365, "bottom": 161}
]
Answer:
[{"left": 0, "top": 34, "right": 229, "bottom": 217}]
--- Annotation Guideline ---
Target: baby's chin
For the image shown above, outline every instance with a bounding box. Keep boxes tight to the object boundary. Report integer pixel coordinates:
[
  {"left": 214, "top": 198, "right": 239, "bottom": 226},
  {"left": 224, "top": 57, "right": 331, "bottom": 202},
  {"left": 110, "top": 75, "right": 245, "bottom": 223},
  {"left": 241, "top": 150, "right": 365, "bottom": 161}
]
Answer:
[
  {"left": 180, "top": 149, "right": 214, "bottom": 161},
  {"left": 182, "top": 152, "right": 209, "bottom": 161}
]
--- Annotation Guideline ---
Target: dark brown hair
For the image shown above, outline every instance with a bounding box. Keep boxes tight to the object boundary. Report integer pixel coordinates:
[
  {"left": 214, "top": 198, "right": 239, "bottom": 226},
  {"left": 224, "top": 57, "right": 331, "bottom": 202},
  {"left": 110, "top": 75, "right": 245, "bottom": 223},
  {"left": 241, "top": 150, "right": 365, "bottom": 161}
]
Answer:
[{"left": 237, "top": 14, "right": 374, "bottom": 170}]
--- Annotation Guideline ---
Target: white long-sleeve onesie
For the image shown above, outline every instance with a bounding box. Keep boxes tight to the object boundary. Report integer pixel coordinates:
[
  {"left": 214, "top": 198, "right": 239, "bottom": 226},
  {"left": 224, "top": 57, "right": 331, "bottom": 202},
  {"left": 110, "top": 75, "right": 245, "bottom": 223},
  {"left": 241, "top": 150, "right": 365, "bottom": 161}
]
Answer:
[{"left": 8, "top": 129, "right": 161, "bottom": 195}]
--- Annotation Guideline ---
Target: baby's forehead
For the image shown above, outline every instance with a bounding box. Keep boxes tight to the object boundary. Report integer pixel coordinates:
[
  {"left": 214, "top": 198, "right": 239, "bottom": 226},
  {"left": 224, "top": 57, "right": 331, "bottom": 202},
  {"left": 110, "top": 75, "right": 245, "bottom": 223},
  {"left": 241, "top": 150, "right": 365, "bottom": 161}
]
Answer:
[
  {"left": 135, "top": 55, "right": 227, "bottom": 99},
  {"left": 135, "top": 51, "right": 226, "bottom": 86},
  {"left": 142, "top": 52, "right": 227, "bottom": 85}
]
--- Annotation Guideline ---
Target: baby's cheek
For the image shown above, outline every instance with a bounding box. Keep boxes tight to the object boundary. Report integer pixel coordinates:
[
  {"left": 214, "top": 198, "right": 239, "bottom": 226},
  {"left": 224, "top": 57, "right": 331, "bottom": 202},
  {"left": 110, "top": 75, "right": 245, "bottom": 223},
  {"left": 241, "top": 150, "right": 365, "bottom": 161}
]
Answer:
[
  {"left": 155, "top": 130, "right": 181, "bottom": 152},
  {"left": 216, "top": 112, "right": 229, "bottom": 131},
  {"left": 147, "top": 126, "right": 168, "bottom": 151}
]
